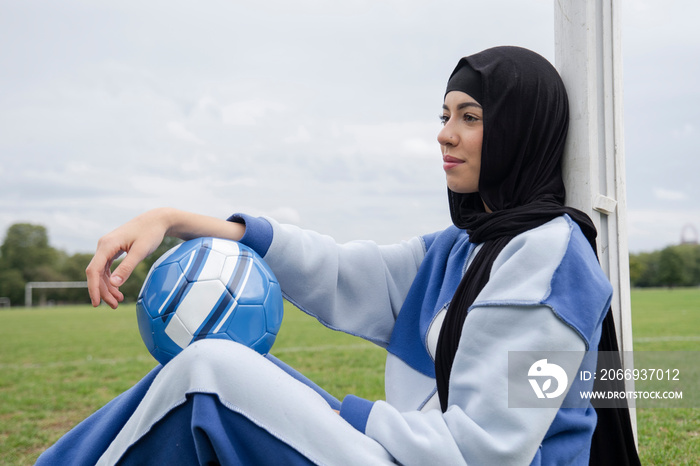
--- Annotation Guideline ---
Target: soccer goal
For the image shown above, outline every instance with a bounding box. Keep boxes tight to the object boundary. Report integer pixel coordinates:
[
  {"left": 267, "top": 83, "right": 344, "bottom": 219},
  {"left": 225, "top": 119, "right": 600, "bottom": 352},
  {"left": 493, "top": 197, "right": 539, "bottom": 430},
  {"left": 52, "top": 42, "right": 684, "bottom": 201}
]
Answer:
[
  {"left": 554, "top": 0, "right": 635, "bottom": 437},
  {"left": 24, "top": 281, "right": 89, "bottom": 307}
]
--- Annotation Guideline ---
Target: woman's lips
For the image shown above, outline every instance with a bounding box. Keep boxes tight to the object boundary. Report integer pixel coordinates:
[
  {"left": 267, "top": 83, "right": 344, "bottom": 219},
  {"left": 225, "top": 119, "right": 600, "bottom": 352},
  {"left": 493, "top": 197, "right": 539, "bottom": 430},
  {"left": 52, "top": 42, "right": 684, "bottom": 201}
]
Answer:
[{"left": 443, "top": 155, "right": 464, "bottom": 171}]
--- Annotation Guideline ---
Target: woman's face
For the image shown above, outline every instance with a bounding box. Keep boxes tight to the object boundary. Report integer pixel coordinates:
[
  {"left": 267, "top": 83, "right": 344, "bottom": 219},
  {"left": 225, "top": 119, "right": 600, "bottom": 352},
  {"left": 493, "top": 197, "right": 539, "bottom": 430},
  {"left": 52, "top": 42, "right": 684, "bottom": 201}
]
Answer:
[{"left": 438, "top": 91, "right": 483, "bottom": 194}]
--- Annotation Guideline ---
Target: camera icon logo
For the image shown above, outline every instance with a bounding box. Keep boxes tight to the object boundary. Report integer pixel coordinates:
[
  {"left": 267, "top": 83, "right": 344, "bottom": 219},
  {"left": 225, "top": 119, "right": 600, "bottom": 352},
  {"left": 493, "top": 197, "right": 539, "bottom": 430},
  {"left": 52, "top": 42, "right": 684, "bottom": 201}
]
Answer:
[{"left": 528, "top": 359, "right": 569, "bottom": 399}]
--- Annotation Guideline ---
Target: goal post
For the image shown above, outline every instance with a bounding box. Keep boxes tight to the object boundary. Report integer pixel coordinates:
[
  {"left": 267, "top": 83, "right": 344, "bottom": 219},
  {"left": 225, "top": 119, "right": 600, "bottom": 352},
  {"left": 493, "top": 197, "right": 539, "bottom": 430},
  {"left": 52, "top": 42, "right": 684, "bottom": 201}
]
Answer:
[
  {"left": 24, "top": 281, "right": 89, "bottom": 307},
  {"left": 554, "top": 0, "right": 636, "bottom": 437}
]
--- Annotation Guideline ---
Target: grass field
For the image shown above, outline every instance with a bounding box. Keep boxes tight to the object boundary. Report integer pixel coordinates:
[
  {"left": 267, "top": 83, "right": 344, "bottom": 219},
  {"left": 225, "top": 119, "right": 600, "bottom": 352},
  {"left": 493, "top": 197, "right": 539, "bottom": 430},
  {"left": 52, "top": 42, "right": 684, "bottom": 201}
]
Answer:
[
  {"left": 0, "top": 288, "right": 698, "bottom": 465},
  {"left": 627, "top": 288, "right": 700, "bottom": 465}
]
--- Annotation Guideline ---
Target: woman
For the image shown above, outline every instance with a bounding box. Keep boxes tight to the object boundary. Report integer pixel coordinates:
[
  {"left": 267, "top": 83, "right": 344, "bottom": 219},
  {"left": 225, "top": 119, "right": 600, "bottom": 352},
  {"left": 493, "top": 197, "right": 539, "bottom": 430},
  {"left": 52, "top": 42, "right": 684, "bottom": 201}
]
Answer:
[{"left": 38, "top": 46, "right": 638, "bottom": 465}]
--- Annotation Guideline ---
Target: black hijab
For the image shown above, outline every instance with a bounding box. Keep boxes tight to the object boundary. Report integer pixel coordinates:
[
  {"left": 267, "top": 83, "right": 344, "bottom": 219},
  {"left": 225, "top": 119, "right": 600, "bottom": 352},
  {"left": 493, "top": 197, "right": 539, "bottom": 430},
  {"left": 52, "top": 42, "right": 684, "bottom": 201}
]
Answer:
[{"left": 434, "top": 46, "right": 639, "bottom": 466}]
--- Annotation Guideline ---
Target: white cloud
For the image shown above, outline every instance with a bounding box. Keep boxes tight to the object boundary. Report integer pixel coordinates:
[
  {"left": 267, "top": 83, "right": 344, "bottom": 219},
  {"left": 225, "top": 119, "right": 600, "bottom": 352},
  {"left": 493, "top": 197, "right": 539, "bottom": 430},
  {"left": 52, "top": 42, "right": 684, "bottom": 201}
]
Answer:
[
  {"left": 284, "top": 125, "right": 312, "bottom": 144},
  {"left": 672, "top": 123, "right": 695, "bottom": 139},
  {"left": 401, "top": 137, "right": 438, "bottom": 158},
  {"left": 167, "top": 121, "right": 205, "bottom": 145},
  {"left": 652, "top": 187, "right": 687, "bottom": 201},
  {"left": 221, "top": 100, "right": 286, "bottom": 127},
  {"left": 337, "top": 122, "right": 440, "bottom": 158},
  {"left": 266, "top": 207, "right": 302, "bottom": 225},
  {"left": 227, "top": 177, "right": 259, "bottom": 188}
]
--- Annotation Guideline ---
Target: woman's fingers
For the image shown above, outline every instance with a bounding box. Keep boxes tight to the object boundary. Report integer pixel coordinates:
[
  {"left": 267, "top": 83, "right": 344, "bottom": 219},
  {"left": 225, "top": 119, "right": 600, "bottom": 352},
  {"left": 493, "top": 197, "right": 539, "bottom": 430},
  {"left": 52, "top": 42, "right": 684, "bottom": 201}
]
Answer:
[
  {"left": 109, "top": 240, "right": 153, "bottom": 288},
  {"left": 87, "top": 222, "right": 166, "bottom": 308},
  {"left": 86, "top": 250, "right": 111, "bottom": 307},
  {"left": 104, "top": 261, "right": 125, "bottom": 305},
  {"left": 98, "top": 275, "right": 120, "bottom": 309},
  {"left": 86, "top": 246, "right": 120, "bottom": 307}
]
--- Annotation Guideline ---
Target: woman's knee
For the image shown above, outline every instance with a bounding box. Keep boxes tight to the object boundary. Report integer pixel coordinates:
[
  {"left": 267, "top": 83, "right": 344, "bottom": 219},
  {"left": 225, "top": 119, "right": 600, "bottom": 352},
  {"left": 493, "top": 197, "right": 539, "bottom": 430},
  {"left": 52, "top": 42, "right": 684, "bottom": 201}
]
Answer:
[{"left": 158, "top": 339, "right": 265, "bottom": 392}]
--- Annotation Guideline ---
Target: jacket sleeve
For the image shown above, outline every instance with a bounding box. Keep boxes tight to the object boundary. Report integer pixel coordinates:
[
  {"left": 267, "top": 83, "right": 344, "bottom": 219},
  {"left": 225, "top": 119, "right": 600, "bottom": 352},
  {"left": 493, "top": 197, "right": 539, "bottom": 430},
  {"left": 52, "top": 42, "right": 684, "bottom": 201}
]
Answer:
[
  {"left": 339, "top": 217, "right": 611, "bottom": 465},
  {"left": 229, "top": 213, "right": 427, "bottom": 346},
  {"left": 340, "top": 305, "right": 587, "bottom": 465}
]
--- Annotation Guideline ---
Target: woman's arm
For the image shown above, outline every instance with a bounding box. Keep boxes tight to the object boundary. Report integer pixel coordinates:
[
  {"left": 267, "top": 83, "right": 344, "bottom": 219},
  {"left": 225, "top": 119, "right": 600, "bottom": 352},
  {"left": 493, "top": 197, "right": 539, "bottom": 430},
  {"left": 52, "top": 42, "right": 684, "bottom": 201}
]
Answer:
[
  {"left": 238, "top": 216, "right": 427, "bottom": 346},
  {"left": 85, "top": 208, "right": 245, "bottom": 309}
]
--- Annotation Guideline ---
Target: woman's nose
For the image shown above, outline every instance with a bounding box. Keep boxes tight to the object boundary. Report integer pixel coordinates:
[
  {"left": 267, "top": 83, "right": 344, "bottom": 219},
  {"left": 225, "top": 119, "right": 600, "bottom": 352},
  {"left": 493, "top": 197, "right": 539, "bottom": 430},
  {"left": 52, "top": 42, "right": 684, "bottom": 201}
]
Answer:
[{"left": 437, "top": 123, "right": 456, "bottom": 146}]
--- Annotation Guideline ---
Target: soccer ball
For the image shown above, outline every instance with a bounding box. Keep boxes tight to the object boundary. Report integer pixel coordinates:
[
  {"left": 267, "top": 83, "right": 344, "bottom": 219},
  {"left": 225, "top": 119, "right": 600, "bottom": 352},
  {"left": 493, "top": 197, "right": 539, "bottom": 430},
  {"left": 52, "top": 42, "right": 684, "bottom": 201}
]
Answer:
[{"left": 136, "top": 237, "right": 284, "bottom": 365}]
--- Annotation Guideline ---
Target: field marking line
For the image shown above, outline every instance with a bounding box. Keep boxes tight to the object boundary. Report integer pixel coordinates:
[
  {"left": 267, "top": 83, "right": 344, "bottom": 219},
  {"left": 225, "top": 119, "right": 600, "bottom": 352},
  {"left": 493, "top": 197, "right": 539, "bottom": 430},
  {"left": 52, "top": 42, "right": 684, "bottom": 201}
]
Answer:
[
  {"left": 0, "top": 355, "right": 155, "bottom": 370},
  {"left": 634, "top": 336, "right": 700, "bottom": 343},
  {"left": 0, "top": 344, "right": 378, "bottom": 369}
]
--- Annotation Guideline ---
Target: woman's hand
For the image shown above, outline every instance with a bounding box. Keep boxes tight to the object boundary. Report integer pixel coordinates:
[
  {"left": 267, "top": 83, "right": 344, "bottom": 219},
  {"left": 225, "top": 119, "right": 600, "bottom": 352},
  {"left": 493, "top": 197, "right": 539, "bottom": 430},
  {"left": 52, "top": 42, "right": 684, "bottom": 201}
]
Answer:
[
  {"left": 85, "top": 208, "right": 246, "bottom": 308},
  {"left": 86, "top": 209, "right": 171, "bottom": 308}
]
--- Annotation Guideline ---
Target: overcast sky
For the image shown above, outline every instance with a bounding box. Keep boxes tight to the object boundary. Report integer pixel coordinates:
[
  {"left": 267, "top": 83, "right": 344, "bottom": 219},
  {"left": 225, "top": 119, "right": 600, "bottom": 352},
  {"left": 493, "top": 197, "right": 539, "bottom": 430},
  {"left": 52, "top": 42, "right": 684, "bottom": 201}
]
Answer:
[{"left": 1, "top": 0, "right": 698, "bottom": 255}]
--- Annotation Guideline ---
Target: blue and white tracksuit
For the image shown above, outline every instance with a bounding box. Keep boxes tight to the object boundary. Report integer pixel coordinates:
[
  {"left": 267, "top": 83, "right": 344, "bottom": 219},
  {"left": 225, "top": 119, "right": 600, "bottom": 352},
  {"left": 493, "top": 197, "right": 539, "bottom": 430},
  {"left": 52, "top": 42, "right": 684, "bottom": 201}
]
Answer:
[{"left": 37, "top": 214, "right": 612, "bottom": 465}]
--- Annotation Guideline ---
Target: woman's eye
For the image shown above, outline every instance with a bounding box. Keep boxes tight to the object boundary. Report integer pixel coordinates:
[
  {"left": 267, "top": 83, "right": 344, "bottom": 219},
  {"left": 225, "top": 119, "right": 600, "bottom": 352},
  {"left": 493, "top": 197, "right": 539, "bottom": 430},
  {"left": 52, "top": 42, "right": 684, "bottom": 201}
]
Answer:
[
  {"left": 439, "top": 115, "right": 449, "bottom": 125},
  {"left": 464, "top": 114, "right": 479, "bottom": 123}
]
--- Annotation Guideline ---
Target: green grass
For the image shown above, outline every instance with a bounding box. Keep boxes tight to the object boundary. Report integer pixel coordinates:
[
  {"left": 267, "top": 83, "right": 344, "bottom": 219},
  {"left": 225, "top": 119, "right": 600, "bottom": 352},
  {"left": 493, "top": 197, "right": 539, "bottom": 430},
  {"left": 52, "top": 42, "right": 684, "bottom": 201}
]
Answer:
[
  {"left": 0, "top": 302, "right": 386, "bottom": 465},
  {"left": 630, "top": 288, "right": 700, "bottom": 465},
  {"left": 0, "top": 306, "right": 156, "bottom": 465},
  {"left": 0, "top": 289, "right": 698, "bottom": 465}
]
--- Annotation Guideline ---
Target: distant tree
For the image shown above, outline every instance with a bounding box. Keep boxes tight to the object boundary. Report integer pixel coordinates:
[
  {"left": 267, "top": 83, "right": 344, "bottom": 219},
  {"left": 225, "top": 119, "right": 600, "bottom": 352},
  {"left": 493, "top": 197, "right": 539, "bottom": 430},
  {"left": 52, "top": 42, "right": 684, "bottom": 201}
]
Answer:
[
  {"left": 657, "top": 246, "right": 685, "bottom": 288},
  {"left": 57, "top": 252, "right": 94, "bottom": 304},
  {"left": 0, "top": 223, "right": 58, "bottom": 282},
  {"left": 676, "top": 243, "right": 700, "bottom": 286},
  {"left": 0, "top": 268, "right": 24, "bottom": 306},
  {"left": 628, "top": 254, "right": 645, "bottom": 286},
  {"left": 630, "top": 244, "right": 700, "bottom": 288},
  {"left": 629, "top": 251, "right": 660, "bottom": 287},
  {"left": 60, "top": 252, "right": 94, "bottom": 281}
]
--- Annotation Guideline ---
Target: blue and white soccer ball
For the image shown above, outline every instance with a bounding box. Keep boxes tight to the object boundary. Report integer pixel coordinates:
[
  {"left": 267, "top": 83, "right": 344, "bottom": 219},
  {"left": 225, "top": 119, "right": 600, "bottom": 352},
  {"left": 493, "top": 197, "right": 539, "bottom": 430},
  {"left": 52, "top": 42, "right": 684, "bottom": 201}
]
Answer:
[{"left": 136, "top": 237, "right": 284, "bottom": 365}]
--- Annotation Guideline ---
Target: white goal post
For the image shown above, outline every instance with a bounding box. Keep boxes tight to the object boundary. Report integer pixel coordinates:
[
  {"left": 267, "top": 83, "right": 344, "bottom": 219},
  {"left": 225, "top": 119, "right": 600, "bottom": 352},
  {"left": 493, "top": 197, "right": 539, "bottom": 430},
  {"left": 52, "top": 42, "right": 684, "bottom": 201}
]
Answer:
[
  {"left": 25, "top": 281, "right": 89, "bottom": 307},
  {"left": 554, "top": 0, "right": 636, "bottom": 437}
]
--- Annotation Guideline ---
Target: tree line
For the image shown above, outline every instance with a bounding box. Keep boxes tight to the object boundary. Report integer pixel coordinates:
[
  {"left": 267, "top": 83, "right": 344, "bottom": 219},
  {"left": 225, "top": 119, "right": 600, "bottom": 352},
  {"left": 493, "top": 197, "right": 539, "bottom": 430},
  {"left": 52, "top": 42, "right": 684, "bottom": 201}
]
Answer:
[
  {"left": 0, "top": 223, "right": 180, "bottom": 307},
  {"left": 1, "top": 222, "right": 698, "bottom": 306},
  {"left": 629, "top": 243, "right": 700, "bottom": 288}
]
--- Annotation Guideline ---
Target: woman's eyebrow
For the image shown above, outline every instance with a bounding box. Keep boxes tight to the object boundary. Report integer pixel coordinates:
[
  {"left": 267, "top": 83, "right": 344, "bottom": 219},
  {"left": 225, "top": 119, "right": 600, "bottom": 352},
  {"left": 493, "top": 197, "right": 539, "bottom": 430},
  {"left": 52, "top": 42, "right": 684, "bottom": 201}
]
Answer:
[{"left": 442, "top": 102, "right": 483, "bottom": 111}]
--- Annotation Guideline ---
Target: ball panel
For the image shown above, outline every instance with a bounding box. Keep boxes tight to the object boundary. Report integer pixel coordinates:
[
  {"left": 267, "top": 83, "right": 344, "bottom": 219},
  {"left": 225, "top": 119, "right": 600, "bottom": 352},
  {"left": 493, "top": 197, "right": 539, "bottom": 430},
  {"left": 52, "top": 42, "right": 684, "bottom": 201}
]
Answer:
[
  {"left": 250, "top": 252, "right": 278, "bottom": 284},
  {"left": 136, "top": 300, "right": 155, "bottom": 353},
  {"left": 141, "top": 262, "right": 188, "bottom": 318},
  {"left": 175, "top": 280, "right": 229, "bottom": 334},
  {"left": 194, "top": 249, "right": 227, "bottom": 281},
  {"left": 227, "top": 305, "right": 267, "bottom": 347},
  {"left": 151, "top": 346, "right": 179, "bottom": 366},
  {"left": 263, "top": 282, "right": 284, "bottom": 332},
  {"left": 210, "top": 237, "right": 241, "bottom": 256},
  {"left": 249, "top": 332, "right": 276, "bottom": 355},
  {"left": 163, "top": 313, "right": 193, "bottom": 350},
  {"left": 235, "top": 260, "right": 269, "bottom": 305},
  {"left": 192, "top": 287, "right": 237, "bottom": 338},
  {"left": 177, "top": 245, "right": 208, "bottom": 282},
  {"left": 220, "top": 253, "right": 255, "bottom": 302}
]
